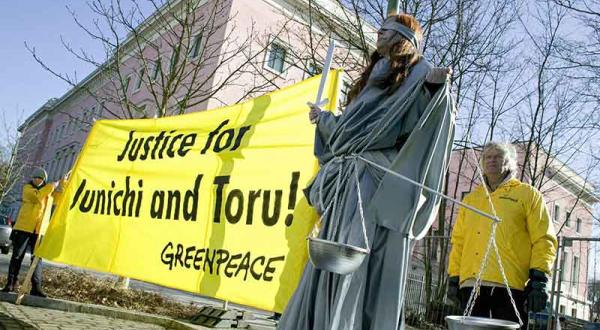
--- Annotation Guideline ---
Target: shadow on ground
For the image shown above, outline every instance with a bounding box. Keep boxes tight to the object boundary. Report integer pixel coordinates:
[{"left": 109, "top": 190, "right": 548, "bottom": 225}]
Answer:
[{"left": 0, "top": 312, "right": 36, "bottom": 330}]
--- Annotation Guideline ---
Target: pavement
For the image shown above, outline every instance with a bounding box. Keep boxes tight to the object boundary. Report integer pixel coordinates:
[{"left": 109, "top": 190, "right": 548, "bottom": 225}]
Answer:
[
  {"left": 0, "top": 301, "right": 165, "bottom": 329},
  {"left": 0, "top": 252, "right": 277, "bottom": 329},
  {"left": 0, "top": 291, "right": 278, "bottom": 329},
  {"left": 0, "top": 253, "right": 419, "bottom": 329}
]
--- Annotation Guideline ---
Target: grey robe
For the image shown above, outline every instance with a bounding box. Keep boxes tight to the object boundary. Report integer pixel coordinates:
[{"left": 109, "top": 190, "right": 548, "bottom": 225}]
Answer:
[{"left": 278, "top": 57, "right": 455, "bottom": 330}]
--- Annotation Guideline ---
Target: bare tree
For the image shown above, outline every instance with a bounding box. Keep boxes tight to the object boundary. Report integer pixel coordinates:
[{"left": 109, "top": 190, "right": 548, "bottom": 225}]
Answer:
[
  {"left": 0, "top": 110, "right": 34, "bottom": 217},
  {"left": 25, "top": 0, "right": 277, "bottom": 120}
]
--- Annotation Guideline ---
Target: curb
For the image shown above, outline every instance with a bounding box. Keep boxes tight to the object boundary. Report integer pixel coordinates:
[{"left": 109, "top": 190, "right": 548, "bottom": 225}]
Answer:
[{"left": 0, "top": 292, "right": 205, "bottom": 330}]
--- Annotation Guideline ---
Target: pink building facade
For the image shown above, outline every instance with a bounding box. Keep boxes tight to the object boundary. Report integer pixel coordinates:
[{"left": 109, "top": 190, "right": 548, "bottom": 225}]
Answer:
[{"left": 5, "top": 0, "right": 366, "bottom": 216}]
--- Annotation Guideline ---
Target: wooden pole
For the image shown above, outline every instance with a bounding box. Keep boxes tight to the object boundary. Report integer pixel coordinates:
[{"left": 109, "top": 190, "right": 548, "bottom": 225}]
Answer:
[{"left": 15, "top": 256, "right": 39, "bottom": 305}]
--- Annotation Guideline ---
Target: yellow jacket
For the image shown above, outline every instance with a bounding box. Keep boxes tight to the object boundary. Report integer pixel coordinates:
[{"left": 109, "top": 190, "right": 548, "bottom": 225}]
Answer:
[
  {"left": 14, "top": 182, "right": 61, "bottom": 234},
  {"left": 448, "top": 177, "right": 557, "bottom": 290}
]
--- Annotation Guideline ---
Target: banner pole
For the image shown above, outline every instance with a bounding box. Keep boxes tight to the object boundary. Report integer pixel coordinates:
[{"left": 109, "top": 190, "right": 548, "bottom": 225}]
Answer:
[{"left": 16, "top": 256, "right": 39, "bottom": 305}]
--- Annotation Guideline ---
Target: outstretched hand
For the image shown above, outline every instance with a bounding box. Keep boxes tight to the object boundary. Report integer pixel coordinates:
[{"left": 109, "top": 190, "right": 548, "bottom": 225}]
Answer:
[
  {"left": 307, "top": 102, "right": 322, "bottom": 124},
  {"left": 426, "top": 67, "right": 452, "bottom": 84}
]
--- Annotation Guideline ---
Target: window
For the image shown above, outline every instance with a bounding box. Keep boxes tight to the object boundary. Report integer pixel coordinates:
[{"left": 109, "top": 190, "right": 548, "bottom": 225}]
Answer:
[
  {"left": 49, "top": 159, "right": 56, "bottom": 180},
  {"left": 560, "top": 251, "right": 568, "bottom": 281},
  {"left": 338, "top": 79, "right": 352, "bottom": 111},
  {"left": 169, "top": 53, "right": 179, "bottom": 72},
  {"left": 189, "top": 34, "right": 203, "bottom": 59},
  {"left": 571, "top": 256, "right": 579, "bottom": 287},
  {"left": 266, "top": 41, "right": 287, "bottom": 73},
  {"left": 559, "top": 305, "right": 565, "bottom": 314},
  {"left": 566, "top": 211, "right": 571, "bottom": 227},
  {"left": 81, "top": 110, "right": 88, "bottom": 126},
  {"left": 305, "top": 60, "right": 322, "bottom": 78},
  {"left": 134, "top": 69, "right": 144, "bottom": 91},
  {"left": 94, "top": 105, "right": 103, "bottom": 120},
  {"left": 151, "top": 60, "right": 161, "bottom": 81},
  {"left": 68, "top": 148, "right": 76, "bottom": 171},
  {"left": 135, "top": 104, "right": 147, "bottom": 114},
  {"left": 576, "top": 218, "right": 582, "bottom": 233},
  {"left": 56, "top": 154, "right": 63, "bottom": 180},
  {"left": 554, "top": 204, "right": 561, "bottom": 223},
  {"left": 124, "top": 75, "right": 132, "bottom": 92},
  {"left": 572, "top": 308, "right": 577, "bottom": 318}
]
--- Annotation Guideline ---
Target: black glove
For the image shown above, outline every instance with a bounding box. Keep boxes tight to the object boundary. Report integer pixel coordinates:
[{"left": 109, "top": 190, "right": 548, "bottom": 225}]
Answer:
[
  {"left": 525, "top": 269, "right": 549, "bottom": 313},
  {"left": 447, "top": 276, "right": 460, "bottom": 305}
]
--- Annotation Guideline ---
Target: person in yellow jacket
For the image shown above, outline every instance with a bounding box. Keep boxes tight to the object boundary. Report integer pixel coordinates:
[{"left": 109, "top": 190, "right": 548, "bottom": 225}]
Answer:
[
  {"left": 2, "top": 167, "right": 67, "bottom": 297},
  {"left": 447, "top": 142, "right": 557, "bottom": 326}
]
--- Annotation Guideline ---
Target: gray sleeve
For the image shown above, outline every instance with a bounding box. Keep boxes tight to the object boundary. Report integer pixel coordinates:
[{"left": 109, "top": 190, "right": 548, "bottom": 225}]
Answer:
[{"left": 314, "top": 111, "right": 340, "bottom": 160}]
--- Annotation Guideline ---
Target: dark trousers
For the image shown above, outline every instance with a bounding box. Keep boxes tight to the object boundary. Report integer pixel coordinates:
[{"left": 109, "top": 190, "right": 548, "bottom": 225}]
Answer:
[
  {"left": 459, "top": 286, "right": 527, "bottom": 329},
  {"left": 7, "top": 230, "right": 43, "bottom": 289}
]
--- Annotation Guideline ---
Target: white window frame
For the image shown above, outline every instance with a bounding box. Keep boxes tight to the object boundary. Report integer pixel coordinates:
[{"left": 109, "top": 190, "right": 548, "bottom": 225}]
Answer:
[
  {"left": 134, "top": 68, "right": 144, "bottom": 92},
  {"left": 554, "top": 203, "right": 561, "bottom": 223},
  {"left": 571, "top": 255, "right": 579, "bottom": 287},
  {"left": 85, "top": 106, "right": 97, "bottom": 123},
  {"left": 338, "top": 77, "right": 353, "bottom": 111},
  {"left": 560, "top": 250, "right": 568, "bottom": 281},
  {"left": 124, "top": 74, "right": 133, "bottom": 94},
  {"left": 304, "top": 58, "right": 322, "bottom": 79},
  {"left": 189, "top": 33, "right": 204, "bottom": 59},
  {"left": 264, "top": 37, "right": 288, "bottom": 75},
  {"left": 151, "top": 60, "right": 161, "bottom": 82}
]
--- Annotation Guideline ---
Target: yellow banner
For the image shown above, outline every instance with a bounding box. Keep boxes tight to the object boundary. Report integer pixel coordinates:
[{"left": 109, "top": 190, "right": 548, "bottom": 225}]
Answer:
[{"left": 36, "top": 71, "right": 342, "bottom": 312}]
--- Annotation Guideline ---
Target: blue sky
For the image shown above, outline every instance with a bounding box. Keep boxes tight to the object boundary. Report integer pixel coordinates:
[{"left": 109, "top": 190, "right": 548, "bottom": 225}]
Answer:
[{"left": 0, "top": 1, "right": 104, "bottom": 129}]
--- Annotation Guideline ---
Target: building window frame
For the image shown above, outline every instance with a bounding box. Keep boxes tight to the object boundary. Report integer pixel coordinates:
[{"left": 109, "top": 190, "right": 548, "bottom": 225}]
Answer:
[
  {"left": 134, "top": 68, "right": 144, "bottom": 92},
  {"left": 338, "top": 78, "right": 353, "bottom": 111},
  {"left": 123, "top": 74, "right": 133, "bottom": 95},
  {"left": 304, "top": 58, "right": 322, "bottom": 78},
  {"left": 189, "top": 34, "right": 203, "bottom": 59},
  {"left": 151, "top": 60, "right": 161, "bottom": 82},
  {"left": 560, "top": 250, "right": 568, "bottom": 281},
  {"left": 264, "top": 37, "right": 288, "bottom": 75}
]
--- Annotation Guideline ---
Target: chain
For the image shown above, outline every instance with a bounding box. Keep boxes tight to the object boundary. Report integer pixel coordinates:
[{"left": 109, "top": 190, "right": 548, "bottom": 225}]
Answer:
[
  {"left": 353, "top": 159, "right": 370, "bottom": 249},
  {"left": 464, "top": 222, "right": 498, "bottom": 317},
  {"left": 492, "top": 234, "right": 523, "bottom": 325},
  {"left": 464, "top": 148, "right": 523, "bottom": 326}
]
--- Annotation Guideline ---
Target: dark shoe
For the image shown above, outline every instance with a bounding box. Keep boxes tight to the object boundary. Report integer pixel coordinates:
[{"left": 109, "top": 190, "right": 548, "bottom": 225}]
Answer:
[
  {"left": 30, "top": 287, "right": 47, "bottom": 298},
  {"left": 29, "top": 290, "right": 48, "bottom": 298}
]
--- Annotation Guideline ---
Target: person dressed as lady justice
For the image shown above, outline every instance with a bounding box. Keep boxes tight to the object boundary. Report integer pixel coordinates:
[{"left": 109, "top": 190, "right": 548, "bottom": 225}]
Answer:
[{"left": 278, "top": 13, "right": 456, "bottom": 330}]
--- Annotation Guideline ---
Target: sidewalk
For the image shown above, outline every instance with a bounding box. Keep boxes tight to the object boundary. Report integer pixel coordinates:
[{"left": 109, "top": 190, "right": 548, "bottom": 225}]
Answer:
[
  {"left": 0, "top": 291, "right": 277, "bottom": 330},
  {"left": 0, "top": 301, "right": 165, "bottom": 329}
]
